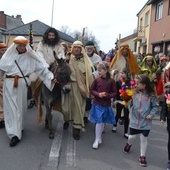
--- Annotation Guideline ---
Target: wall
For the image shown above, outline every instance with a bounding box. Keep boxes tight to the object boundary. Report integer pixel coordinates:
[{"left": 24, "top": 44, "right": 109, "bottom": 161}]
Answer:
[{"left": 149, "top": 0, "right": 170, "bottom": 54}]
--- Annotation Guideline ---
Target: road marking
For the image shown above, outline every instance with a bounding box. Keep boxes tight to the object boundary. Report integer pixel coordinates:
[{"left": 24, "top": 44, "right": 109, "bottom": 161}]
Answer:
[
  {"left": 66, "top": 125, "right": 76, "bottom": 167},
  {"left": 48, "top": 114, "right": 63, "bottom": 167}
]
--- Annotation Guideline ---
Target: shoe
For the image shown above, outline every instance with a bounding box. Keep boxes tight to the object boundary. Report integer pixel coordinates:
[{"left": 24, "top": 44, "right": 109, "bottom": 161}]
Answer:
[
  {"left": 167, "top": 161, "right": 170, "bottom": 170},
  {"left": 73, "top": 128, "right": 80, "bottom": 140},
  {"left": 123, "top": 143, "right": 132, "bottom": 153},
  {"left": 119, "top": 118, "right": 125, "bottom": 125},
  {"left": 28, "top": 100, "right": 35, "bottom": 109},
  {"left": 112, "top": 126, "right": 117, "bottom": 133},
  {"left": 10, "top": 136, "right": 20, "bottom": 147},
  {"left": 124, "top": 133, "right": 129, "bottom": 139},
  {"left": 139, "top": 156, "right": 147, "bottom": 167},
  {"left": 63, "top": 121, "right": 69, "bottom": 130},
  {"left": 0, "top": 121, "right": 5, "bottom": 129},
  {"left": 83, "top": 117, "right": 89, "bottom": 123},
  {"left": 92, "top": 140, "right": 99, "bottom": 149}
]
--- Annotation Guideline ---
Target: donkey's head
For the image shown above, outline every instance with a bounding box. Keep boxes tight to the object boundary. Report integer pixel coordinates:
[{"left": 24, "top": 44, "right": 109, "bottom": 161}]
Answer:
[{"left": 50, "top": 51, "right": 71, "bottom": 94}]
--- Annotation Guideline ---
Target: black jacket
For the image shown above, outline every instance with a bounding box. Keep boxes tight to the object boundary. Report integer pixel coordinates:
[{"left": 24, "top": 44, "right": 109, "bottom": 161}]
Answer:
[{"left": 160, "top": 96, "right": 170, "bottom": 121}]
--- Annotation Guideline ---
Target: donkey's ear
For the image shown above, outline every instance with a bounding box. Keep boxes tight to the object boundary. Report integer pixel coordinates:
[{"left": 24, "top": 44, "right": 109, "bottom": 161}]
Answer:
[
  {"left": 53, "top": 51, "right": 59, "bottom": 60},
  {"left": 57, "top": 58, "right": 64, "bottom": 64}
]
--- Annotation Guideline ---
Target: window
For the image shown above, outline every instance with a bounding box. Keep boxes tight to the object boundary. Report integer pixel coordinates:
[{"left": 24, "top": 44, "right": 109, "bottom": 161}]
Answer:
[
  {"left": 145, "top": 11, "right": 150, "bottom": 26},
  {"left": 156, "top": 1, "right": 163, "bottom": 20},
  {"left": 140, "top": 17, "right": 143, "bottom": 26}
]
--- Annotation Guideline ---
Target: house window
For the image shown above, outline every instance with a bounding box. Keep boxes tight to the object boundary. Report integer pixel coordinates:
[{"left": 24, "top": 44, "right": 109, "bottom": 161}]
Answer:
[
  {"left": 156, "top": 1, "right": 163, "bottom": 20},
  {"left": 145, "top": 11, "right": 150, "bottom": 26},
  {"left": 140, "top": 17, "right": 143, "bottom": 26}
]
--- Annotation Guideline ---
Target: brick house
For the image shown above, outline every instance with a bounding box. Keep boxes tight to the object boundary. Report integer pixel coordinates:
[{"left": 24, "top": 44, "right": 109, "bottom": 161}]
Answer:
[{"left": 147, "top": 0, "right": 170, "bottom": 57}]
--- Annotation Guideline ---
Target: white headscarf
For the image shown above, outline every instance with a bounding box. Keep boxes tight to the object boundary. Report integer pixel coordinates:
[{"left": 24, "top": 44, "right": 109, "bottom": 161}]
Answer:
[{"left": 0, "top": 36, "right": 41, "bottom": 72}]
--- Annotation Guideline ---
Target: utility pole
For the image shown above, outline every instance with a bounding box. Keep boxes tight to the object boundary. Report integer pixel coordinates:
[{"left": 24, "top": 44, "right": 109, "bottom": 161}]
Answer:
[
  {"left": 82, "top": 27, "right": 87, "bottom": 46},
  {"left": 51, "top": 0, "right": 55, "bottom": 27}
]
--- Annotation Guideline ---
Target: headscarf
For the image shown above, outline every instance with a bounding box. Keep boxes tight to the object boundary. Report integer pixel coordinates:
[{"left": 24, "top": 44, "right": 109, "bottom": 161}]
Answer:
[
  {"left": 0, "top": 42, "right": 7, "bottom": 49},
  {"left": 0, "top": 36, "right": 41, "bottom": 72},
  {"left": 140, "top": 55, "right": 157, "bottom": 80},
  {"left": 110, "top": 43, "right": 139, "bottom": 75},
  {"left": 140, "top": 55, "right": 157, "bottom": 72},
  {"left": 70, "top": 41, "right": 94, "bottom": 97}
]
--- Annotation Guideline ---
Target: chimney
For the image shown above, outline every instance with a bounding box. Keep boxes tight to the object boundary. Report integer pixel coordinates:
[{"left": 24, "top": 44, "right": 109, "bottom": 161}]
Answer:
[{"left": 16, "top": 15, "right": 22, "bottom": 20}]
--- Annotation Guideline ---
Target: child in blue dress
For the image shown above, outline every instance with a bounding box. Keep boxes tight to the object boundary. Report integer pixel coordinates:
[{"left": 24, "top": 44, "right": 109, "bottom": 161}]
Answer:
[
  {"left": 123, "top": 74, "right": 159, "bottom": 167},
  {"left": 90, "top": 61, "right": 117, "bottom": 149}
]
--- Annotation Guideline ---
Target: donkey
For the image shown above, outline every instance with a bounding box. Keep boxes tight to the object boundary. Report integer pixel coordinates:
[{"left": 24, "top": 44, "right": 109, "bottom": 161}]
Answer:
[{"left": 42, "top": 52, "right": 71, "bottom": 139}]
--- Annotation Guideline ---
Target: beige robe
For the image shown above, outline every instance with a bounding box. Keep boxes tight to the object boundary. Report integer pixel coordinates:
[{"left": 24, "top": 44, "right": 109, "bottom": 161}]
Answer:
[
  {"left": 62, "top": 55, "right": 93, "bottom": 130},
  {"left": 111, "top": 55, "right": 127, "bottom": 81}
]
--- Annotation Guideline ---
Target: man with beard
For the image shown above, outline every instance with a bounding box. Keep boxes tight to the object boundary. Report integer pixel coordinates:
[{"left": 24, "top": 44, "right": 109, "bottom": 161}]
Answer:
[
  {"left": 36, "top": 27, "right": 65, "bottom": 67},
  {"left": 85, "top": 41, "right": 102, "bottom": 69},
  {"left": 30, "top": 27, "right": 66, "bottom": 125},
  {"left": 28, "top": 27, "right": 65, "bottom": 109},
  {"left": 110, "top": 43, "right": 139, "bottom": 81}
]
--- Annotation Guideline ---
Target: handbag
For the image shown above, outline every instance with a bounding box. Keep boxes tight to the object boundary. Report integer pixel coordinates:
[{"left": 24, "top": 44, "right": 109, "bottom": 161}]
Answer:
[
  {"left": 27, "top": 86, "right": 32, "bottom": 100},
  {"left": 14, "top": 60, "right": 32, "bottom": 100}
]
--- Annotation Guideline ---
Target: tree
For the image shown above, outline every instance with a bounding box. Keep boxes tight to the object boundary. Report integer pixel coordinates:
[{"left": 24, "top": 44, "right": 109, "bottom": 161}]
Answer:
[
  {"left": 59, "top": 25, "right": 100, "bottom": 50},
  {"left": 59, "top": 25, "right": 71, "bottom": 35}
]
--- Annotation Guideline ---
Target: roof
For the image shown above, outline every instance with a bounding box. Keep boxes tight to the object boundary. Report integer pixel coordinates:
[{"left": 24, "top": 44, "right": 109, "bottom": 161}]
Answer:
[
  {"left": 136, "top": 0, "right": 150, "bottom": 16},
  {"left": 147, "top": 0, "right": 158, "bottom": 5},
  {"left": 2, "top": 20, "right": 75, "bottom": 43}
]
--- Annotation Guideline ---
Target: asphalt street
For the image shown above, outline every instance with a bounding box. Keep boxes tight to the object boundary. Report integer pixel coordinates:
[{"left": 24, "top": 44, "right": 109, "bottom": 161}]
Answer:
[{"left": 0, "top": 106, "right": 168, "bottom": 170}]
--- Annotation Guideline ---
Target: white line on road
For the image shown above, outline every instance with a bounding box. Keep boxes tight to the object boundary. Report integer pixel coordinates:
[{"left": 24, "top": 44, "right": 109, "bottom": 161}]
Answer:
[
  {"left": 65, "top": 125, "right": 76, "bottom": 167},
  {"left": 47, "top": 114, "right": 63, "bottom": 168}
]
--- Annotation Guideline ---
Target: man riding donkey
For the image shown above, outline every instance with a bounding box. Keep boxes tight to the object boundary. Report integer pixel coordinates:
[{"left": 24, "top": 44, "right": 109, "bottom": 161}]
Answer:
[{"left": 31, "top": 27, "right": 66, "bottom": 126}]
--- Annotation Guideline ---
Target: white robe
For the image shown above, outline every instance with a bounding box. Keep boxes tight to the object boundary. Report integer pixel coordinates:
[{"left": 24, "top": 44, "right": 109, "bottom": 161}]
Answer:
[
  {"left": 89, "top": 53, "right": 102, "bottom": 78},
  {"left": 89, "top": 53, "right": 102, "bottom": 67},
  {"left": 0, "top": 52, "right": 54, "bottom": 140},
  {"left": 36, "top": 42, "right": 65, "bottom": 68}
]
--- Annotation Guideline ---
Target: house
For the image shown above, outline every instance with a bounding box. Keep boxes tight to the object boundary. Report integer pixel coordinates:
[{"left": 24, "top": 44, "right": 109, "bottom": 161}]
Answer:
[
  {"left": 120, "top": 0, "right": 170, "bottom": 57},
  {"left": 2, "top": 20, "right": 75, "bottom": 48},
  {"left": 0, "top": 11, "right": 75, "bottom": 48},
  {"left": 147, "top": 0, "right": 170, "bottom": 56},
  {"left": 0, "top": 11, "right": 24, "bottom": 30},
  {"left": 134, "top": 1, "right": 151, "bottom": 55},
  {"left": 120, "top": 33, "right": 137, "bottom": 52}
]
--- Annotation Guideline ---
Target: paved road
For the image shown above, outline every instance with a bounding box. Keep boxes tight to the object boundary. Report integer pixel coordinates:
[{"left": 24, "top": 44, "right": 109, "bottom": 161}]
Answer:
[{"left": 0, "top": 107, "right": 168, "bottom": 170}]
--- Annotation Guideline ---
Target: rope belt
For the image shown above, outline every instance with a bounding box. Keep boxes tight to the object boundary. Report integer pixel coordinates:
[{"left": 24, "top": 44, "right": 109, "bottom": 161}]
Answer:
[{"left": 6, "top": 75, "right": 29, "bottom": 88}]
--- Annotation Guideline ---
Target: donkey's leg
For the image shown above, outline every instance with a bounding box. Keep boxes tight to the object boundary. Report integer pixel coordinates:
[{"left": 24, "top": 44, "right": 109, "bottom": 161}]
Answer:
[{"left": 46, "top": 104, "right": 54, "bottom": 139}]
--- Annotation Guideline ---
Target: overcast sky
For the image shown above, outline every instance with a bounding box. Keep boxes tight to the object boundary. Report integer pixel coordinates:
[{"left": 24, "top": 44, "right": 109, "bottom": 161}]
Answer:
[{"left": 1, "top": 0, "right": 148, "bottom": 52}]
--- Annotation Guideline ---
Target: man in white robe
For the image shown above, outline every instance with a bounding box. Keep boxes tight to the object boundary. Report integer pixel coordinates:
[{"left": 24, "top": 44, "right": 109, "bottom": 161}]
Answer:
[{"left": 0, "top": 36, "right": 55, "bottom": 147}]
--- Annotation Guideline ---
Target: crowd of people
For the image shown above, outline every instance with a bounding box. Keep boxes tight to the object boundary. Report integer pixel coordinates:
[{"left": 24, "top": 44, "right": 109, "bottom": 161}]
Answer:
[{"left": 0, "top": 27, "right": 170, "bottom": 169}]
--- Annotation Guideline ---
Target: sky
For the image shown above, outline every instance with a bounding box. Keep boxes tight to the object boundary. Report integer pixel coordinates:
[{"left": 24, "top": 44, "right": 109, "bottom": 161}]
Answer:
[{"left": 1, "top": 0, "right": 148, "bottom": 53}]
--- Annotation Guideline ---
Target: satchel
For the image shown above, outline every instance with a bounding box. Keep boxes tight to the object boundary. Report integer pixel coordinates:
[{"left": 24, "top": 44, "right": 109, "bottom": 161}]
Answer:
[
  {"left": 71, "top": 59, "right": 89, "bottom": 98},
  {"left": 77, "top": 71, "right": 89, "bottom": 98},
  {"left": 27, "top": 86, "right": 32, "bottom": 100}
]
